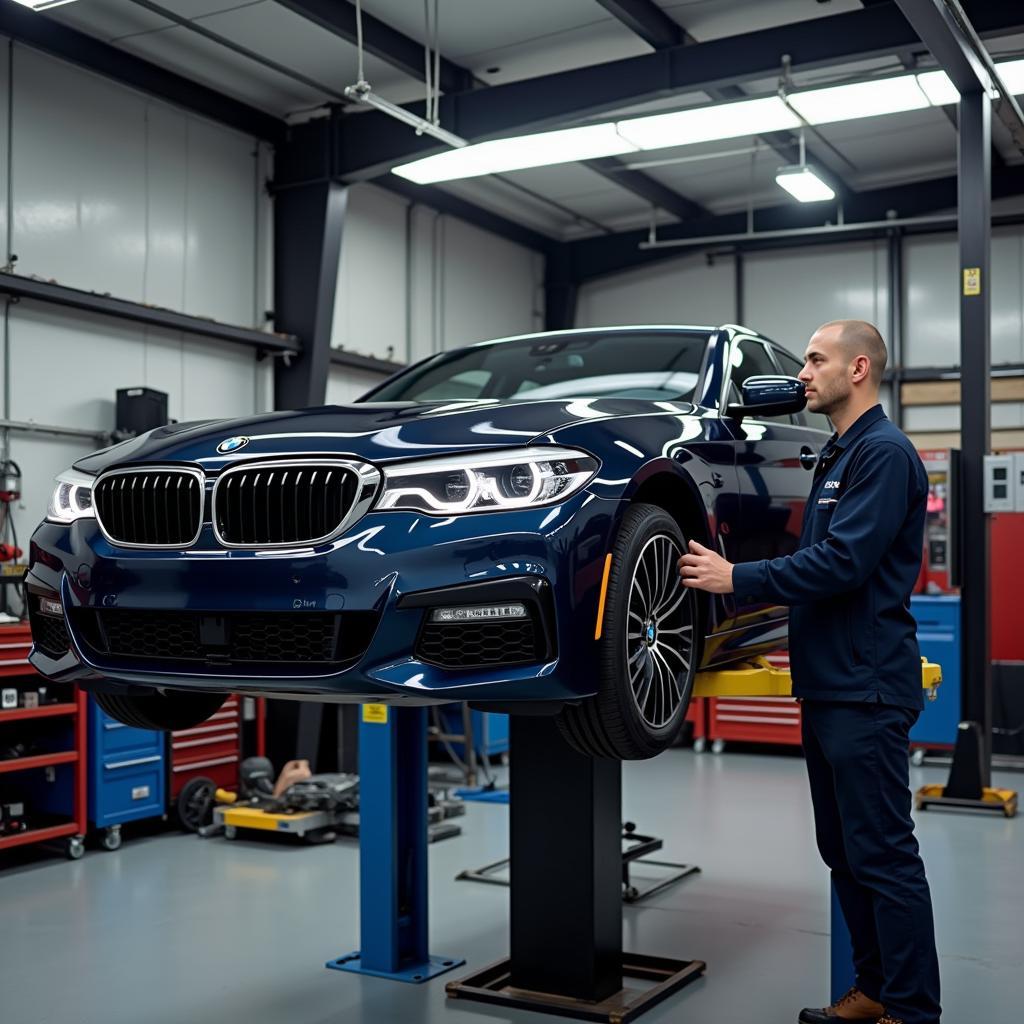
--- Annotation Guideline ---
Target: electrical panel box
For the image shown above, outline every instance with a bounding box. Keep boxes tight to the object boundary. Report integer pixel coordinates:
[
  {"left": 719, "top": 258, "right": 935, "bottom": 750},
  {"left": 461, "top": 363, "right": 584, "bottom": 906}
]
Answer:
[{"left": 984, "top": 454, "right": 1015, "bottom": 513}]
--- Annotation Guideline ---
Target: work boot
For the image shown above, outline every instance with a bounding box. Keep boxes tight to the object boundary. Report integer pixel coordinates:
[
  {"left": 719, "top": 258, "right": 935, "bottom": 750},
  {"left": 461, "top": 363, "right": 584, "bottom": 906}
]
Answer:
[{"left": 798, "top": 986, "right": 885, "bottom": 1022}]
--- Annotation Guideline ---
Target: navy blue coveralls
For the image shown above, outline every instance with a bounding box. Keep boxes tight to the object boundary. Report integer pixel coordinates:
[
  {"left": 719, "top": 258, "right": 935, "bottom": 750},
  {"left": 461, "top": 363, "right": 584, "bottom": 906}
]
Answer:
[{"left": 732, "top": 404, "right": 941, "bottom": 1024}]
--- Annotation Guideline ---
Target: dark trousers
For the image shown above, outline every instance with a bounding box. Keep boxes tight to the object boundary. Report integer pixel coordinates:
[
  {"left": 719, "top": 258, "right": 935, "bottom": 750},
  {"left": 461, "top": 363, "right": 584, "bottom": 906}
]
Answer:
[{"left": 802, "top": 700, "right": 941, "bottom": 1024}]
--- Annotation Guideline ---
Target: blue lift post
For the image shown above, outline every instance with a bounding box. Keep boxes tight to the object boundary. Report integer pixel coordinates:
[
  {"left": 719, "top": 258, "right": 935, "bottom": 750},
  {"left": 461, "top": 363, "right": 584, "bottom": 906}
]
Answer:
[{"left": 326, "top": 704, "right": 464, "bottom": 983}]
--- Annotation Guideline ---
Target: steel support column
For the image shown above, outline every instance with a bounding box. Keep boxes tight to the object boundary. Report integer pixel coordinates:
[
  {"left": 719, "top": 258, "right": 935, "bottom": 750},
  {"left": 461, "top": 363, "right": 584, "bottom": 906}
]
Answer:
[
  {"left": 273, "top": 181, "right": 347, "bottom": 410},
  {"left": 956, "top": 87, "right": 992, "bottom": 778},
  {"left": 887, "top": 231, "right": 904, "bottom": 429}
]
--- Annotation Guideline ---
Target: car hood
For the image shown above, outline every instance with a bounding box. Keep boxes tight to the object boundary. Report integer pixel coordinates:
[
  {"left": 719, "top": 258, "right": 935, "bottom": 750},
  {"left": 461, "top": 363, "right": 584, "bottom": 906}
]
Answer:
[{"left": 73, "top": 397, "right": 698, "bottom": 473}]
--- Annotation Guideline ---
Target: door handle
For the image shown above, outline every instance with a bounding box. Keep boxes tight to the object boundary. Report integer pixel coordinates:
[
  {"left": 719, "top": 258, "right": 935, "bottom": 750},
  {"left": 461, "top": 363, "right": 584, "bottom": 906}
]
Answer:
[{"left": 800, "top": 448, "right": 818, "bottom": 470}]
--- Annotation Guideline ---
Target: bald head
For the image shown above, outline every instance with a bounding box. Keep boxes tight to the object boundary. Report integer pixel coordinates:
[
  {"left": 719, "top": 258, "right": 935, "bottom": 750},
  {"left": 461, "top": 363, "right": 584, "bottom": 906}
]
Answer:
[{"left": 815, "top": 319, "right": 887, "bottom": 387}]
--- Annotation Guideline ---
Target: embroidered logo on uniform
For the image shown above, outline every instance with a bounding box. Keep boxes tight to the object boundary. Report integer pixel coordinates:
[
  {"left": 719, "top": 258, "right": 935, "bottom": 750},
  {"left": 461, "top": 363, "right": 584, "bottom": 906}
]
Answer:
[{"left": 823, "top": 480, "right": 841, "bottom": 490}]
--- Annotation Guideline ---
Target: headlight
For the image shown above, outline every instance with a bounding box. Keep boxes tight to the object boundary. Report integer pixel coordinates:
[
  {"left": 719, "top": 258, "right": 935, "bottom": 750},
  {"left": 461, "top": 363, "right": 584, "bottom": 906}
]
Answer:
[
  {"left": 46, "top": 469, "right": 95, "bottom": 524},
  {"left": 375, "top": 446, "right": 600, "bottom": 514}
]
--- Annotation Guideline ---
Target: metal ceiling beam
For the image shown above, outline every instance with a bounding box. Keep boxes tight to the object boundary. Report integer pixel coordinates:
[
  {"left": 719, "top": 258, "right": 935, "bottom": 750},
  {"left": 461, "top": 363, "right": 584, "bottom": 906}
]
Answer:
[
  {"left": 895, "top": 0, "right": 1024, "bottom": 153},
  {"left": 274, "top": 0, "right": 475, "bottom": 94},
  {"left": 377, "top": 177, "right": 557, "bottom": 254},
  {"left": 582, "top": 158, "right": 710, "bottom": 220},
  {"left": 594, "top": 0, "right": 684, "bottom": 49},
  {"left": 297, "top": 0, "right": 707, "bottom": 222},
  {"left": 332, "top": 1, "right": 1024, "bottom": 178},
  {"left": 564, "top": 158, "right": 1024, "bottom": 281},
  {"left": 0, "top": 5, "right": 284, "bottom": 143},
  {"left": 595, "top": 2, "right": 856, "bottom": 221}
]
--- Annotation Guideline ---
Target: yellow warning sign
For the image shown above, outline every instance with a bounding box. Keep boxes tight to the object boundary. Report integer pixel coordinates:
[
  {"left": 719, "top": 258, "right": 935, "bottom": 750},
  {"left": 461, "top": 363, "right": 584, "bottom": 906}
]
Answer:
[
  {"left": 963, "top": 267, "right": 981, "bottom": 296},
  {"left": 362, "top": 703, "right": 388, "bottom": 724}
]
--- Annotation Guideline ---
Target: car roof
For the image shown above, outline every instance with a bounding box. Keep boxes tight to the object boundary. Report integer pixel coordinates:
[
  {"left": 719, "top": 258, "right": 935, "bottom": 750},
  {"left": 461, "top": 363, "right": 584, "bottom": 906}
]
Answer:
[{"left": 467, "top": 325, "right": 720, "bottom": 349}]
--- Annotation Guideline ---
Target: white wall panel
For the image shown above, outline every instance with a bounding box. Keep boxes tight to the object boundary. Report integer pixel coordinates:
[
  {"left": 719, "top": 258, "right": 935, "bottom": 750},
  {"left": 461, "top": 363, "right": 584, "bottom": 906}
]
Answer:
[
  {"left": 576, "top": 253, "right": 736, "bottom": 329},
  {"left": 743, "top": 241, "right": 889, "bottom": 359},
  {"left": 180, "top": 336, "right": 260, "bottom": 422},
  {"left": 904, "top": 228, "right": 1024, "bottom": 367},
  {"left": 182, "top": 118, "right": 258, "bottom": 326},
  {"left": 408, "top": 205, "right": 440, "bottom": 364},
  {"left": 327, "top": 366, "right": 385, "bottom": 406},
  {"left": 440, "top": 216, "right": 542, "bottom": 349},
  {"left": 143, "top": 105, "right": 188, "bottom": 311},
  {"left": 0, "top": 42, "right": 9, "bottom": 278},
  {"left": 332, "top": 185, "right": 408, "bottom": 363},
  {"left": 12, "top": 47, "right": 147, "bottom": 301}
]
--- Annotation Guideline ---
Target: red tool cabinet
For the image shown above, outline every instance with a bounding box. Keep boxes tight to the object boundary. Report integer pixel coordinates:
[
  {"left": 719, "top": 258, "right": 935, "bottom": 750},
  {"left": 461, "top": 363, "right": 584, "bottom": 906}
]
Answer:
[
  {"left": 169, "top": 694, "right": 242, "bottom": 800},
  {"left": 706, "top": 654, "right": 802, "bottom": 751},
  {"left": 0, "top": 624, "right": 88, "bottom": 858}
]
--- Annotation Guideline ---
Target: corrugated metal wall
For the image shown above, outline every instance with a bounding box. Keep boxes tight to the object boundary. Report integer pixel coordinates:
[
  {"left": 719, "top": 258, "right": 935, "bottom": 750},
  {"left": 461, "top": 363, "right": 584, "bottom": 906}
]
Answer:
[{"left": 0, "top": 40, "right": 274, "bottom": 549}]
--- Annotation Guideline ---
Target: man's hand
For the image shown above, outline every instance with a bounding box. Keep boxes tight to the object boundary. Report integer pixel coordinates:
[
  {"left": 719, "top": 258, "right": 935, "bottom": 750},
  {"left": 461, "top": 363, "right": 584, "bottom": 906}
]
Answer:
[{"left": 677, "top": 540, "right": 735, "bottom": 594}]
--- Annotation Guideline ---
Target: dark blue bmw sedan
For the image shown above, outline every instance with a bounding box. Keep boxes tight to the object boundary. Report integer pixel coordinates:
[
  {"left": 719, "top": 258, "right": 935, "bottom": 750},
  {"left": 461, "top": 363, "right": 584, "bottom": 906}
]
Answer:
[{"left": 27, "top": 325, "right": 826, "bottom": 759}]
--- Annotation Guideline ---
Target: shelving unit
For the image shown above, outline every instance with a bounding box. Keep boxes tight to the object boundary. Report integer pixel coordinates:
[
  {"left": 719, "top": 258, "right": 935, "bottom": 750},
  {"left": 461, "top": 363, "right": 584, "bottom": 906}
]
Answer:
[{"left": 0, "top": 624, "right": 88, "bottom": 859}]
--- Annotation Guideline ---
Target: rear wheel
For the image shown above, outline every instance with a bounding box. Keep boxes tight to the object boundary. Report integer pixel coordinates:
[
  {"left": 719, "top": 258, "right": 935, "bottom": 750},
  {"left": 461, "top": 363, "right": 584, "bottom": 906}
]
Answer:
[
  {"left": 558, "top": 503, "right": 701, "bottom": 760},
  {"left": 94, "top": 690, "right": 226, "bottom": 732}
]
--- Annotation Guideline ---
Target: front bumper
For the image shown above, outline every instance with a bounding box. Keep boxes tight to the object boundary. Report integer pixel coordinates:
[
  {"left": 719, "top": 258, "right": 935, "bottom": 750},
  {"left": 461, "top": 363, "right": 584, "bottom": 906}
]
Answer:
[{"left": 27, "top": 491, "right": 619, "bottom": 706}]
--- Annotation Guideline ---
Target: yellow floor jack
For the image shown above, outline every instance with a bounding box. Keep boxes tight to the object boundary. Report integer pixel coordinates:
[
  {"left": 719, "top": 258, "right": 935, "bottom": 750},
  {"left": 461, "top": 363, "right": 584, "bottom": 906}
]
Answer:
[{"left": 694, "top": 655, "right": 1015, "bottom": 818}]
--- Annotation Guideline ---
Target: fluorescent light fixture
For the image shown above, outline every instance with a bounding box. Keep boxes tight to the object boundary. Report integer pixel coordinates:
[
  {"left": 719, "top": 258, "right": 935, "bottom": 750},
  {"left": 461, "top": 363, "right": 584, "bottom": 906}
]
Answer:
[
  {"left": 915, "top": 70, "right": 960, "bottom": 106},
  {"left": 775, "top": 165, "right": 836, "bottom": 203},
  {"left": 9, "top": 0, "right": 80, "bottom": 9},
  {"left": 345, "top": 83, "right": 466, "bottom": 151},
  {"left": 615, "top": 95, "right": 800, "bottom": 150},
  {"left": 393, "top": 123, "right": 637, "bottom": 184},
  {"left": 391, "top": 57, "right": 1024, "bottom": 185},
  {"left": 787, "top": 76, "right": 930, "bottom": 125},
  {"left": 998, "top": 58, "right": 1024, "bottom": 95}
]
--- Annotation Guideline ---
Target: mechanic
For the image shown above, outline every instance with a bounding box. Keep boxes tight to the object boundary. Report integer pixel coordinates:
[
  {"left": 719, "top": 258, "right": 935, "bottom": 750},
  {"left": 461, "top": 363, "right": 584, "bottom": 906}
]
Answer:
[{"left": 678, "top": 320, "right": 940, "bottom": 1024}]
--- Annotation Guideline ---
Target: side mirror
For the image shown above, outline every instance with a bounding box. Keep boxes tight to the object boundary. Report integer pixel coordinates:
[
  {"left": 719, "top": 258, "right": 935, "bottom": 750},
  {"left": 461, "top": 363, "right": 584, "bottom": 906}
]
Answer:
[{"left": 726, "top": 375, "right": 806, "bottom": 420}]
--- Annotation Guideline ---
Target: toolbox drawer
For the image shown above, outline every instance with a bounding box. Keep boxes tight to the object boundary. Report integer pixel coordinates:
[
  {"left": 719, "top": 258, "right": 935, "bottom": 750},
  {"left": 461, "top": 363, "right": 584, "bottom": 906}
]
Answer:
[
  {"left": 911, "top": 595, "right": 959, "bottom": 632},
  {"left": 98, "top": 717, "right": 165, "bottom": 755},
  {"left": 94, "top": 760, "right": 165, "bottom": 825}
]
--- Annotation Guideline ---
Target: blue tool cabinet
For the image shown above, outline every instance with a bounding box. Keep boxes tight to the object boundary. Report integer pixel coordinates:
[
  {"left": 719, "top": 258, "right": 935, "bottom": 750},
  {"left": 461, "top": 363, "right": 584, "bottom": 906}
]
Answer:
[
  {"left": 87, "top": 697, "right": 166, "bottom": 849},
  {"left": 910, "top": 595, "right": 961, "bottom": 749}
]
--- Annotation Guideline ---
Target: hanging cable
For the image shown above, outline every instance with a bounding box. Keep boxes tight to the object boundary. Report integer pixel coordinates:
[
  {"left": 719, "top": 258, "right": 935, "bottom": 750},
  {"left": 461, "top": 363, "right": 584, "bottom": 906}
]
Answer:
[{"left": 355, "top": 0, "right": 367, "bottom": 89}]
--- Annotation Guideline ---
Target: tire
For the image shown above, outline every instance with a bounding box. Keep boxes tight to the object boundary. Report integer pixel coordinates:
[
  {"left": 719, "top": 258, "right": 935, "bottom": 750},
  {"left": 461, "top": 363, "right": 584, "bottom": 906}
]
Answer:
[
  {"left": 94, "top": 690, "right": 226, "bottom": 732},
  {"left": 558, "top": 503, "right": 701, "bottom": 760},
  {"left": 177, "top": 776, "right": 218, "bottom": 833}
]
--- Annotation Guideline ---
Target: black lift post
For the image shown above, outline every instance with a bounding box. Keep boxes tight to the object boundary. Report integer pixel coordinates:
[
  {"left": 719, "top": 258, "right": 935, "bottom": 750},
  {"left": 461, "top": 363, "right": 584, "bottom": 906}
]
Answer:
[{"left": 447, "top": 716, "right": 705, "bottom": 1023}]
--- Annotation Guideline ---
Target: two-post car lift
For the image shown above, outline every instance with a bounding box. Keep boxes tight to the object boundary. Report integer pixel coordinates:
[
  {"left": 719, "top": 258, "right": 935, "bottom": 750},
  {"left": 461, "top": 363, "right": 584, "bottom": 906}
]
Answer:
[{"left": 326, "top": 657, "right": 941, "bottom": 1023}]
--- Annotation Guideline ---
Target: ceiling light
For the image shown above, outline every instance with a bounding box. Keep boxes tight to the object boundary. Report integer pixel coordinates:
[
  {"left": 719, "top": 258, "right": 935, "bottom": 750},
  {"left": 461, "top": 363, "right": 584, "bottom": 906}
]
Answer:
[
  {"left": 787, "top": 76, "right": 930, "bottom": 125},
  {"left": 392, "top": 123, "right": 637, "bottom": 184},
  {"left": 775, "top": 165, "right": 836, "bottom": 203},
  {"left": 616, "top": 96, "right": 800, "bottom": 150},
  {"left": 8, "top": 0, "right": 80, "bottom": 9},
  {"left": 345, "top": 83, "right": 466, "bottom": 151},
  {"left": 997, "top": 58, "right": 1024, "bottom": 95},
  {"left": 915, "top": 70, "right": 960, "bottom": 106}
]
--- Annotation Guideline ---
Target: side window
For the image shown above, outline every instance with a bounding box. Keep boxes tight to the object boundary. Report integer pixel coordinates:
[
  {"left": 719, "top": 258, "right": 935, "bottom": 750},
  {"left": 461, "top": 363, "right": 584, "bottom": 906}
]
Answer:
[
  {"left": 775, "top": 348, "right": 832, "bottom": 433},
  {"left": 731, "top": 339, "right": 790, "bottom": 424}
]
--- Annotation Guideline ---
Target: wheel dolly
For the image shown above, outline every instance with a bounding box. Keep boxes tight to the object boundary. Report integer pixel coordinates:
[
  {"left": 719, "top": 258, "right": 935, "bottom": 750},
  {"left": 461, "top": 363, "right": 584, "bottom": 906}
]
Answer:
[{"left": 328, "top": 658, "right": 942, "bottom": 1022}]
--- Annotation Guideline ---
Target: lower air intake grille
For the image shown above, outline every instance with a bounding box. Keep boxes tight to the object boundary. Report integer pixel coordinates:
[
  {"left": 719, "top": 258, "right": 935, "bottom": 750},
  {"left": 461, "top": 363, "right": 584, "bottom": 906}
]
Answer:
[
  {"left": 72, "top": 609, "right": 379, "bottom": 668},
  {"left": 416, "top": 618, "right": 542, "bottom": 670},
  {"left": 29, "top": 602, "right": 70, "bottom": 658},
  {"left": 94, "top": 469, "right": 203, "bottom": 547}
]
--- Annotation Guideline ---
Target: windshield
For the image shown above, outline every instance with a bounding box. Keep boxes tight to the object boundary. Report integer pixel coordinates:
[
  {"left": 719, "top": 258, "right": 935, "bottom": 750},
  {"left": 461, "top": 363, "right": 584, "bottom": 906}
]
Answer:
[{"left": 362, "top": 331, "right": 710, "bottom": 403}]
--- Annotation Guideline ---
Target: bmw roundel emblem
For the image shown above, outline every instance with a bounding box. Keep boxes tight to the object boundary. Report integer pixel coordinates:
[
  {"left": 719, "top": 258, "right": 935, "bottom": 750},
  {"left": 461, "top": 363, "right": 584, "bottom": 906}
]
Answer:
[{"left": 217, "top": 435, "right": 250, "bottom": 454}]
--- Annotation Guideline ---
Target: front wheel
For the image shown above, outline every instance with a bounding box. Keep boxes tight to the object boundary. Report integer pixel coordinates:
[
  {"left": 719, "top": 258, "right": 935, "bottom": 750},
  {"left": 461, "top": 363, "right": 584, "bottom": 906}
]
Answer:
[
  {"left": 558, "top": 503, "right": 701, "bottom": 760},
  {"left": 94, "top": 690, "right": 226, "bottom": 732}
]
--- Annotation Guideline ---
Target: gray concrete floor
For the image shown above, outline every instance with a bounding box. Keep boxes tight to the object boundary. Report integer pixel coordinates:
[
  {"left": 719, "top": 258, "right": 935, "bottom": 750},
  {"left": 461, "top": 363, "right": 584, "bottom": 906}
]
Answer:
[{"left": 2, "top": 749, "right": 1021, "bottom": 1024}]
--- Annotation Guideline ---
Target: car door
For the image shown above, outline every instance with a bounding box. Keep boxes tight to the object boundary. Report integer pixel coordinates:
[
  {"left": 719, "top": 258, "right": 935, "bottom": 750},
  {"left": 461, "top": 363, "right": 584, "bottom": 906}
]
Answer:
[{"left": 719, "top": 336, "right": 825, "bottom": 656}]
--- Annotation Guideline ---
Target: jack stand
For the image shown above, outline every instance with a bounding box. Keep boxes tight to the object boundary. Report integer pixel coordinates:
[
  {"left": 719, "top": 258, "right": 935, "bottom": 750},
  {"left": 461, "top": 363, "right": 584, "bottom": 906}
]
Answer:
[
  {"left": 455, "top": 824, "right": 700, "bottom": 905},
  {"left": 326, "top": 706, "right": 465, "bottom": 983},
  {"left": 446, "top": 716, "right": 704, "bottom": 1022},
  {"left": 915, "top": 721, "right": 1018, "bottom": 818}
]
